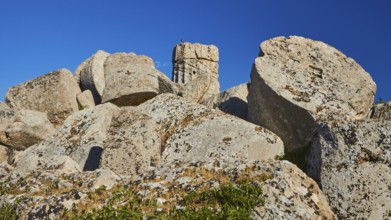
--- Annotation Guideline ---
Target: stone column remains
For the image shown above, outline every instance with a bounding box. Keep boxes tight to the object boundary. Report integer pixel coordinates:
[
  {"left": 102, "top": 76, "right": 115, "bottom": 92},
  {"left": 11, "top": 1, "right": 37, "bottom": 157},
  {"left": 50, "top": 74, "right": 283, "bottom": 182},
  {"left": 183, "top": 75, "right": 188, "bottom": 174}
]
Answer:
[{"left": 172, "top": 42, "right": 220, "bottom": 96}]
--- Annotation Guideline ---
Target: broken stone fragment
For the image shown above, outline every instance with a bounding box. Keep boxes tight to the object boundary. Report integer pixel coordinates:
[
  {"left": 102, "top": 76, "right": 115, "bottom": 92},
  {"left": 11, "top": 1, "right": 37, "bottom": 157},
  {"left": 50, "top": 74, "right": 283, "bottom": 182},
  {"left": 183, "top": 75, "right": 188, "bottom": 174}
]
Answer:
[
  {"left": 248, "top": 36, "right": 376, "bottom": 151},
  {"left": 75, "top": 50, "right": 110, "bottom": 104},
  {"left": 13, "top": 103, "right": 161, "bottom": 177},
  {"left": 0, "top": 107, "right": 54, "bottom": 150},
  {"left": 138, "top": 94, "right": 284, "bottom": 166},
  {"left": 307, "top": 120, "right": 391, "bottom": 219},
  {"left": 5, "top": 68, "right": 81, "bottom": 127},
  {"left": 76, "top": 90, "right": 95, "bottom": 109},
  {"left": 102, "top": 52, "right": 177, "bottom": 106}
]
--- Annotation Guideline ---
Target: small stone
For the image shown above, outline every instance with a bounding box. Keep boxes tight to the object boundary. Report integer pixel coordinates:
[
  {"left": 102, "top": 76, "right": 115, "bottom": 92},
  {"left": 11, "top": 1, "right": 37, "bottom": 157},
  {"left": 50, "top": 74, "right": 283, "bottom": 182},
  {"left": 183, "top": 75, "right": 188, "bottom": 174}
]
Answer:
[{"left": 76, "top": 90, "right": 95, "bottom": 109}]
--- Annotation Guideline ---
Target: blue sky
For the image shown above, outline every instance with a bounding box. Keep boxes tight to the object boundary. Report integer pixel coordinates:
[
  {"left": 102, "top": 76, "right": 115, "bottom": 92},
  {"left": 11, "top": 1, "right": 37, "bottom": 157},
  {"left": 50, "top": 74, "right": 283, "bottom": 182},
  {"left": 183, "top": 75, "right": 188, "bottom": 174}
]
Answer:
[{"left": 0, "top": 0, "right": 390, "bottom": 101}]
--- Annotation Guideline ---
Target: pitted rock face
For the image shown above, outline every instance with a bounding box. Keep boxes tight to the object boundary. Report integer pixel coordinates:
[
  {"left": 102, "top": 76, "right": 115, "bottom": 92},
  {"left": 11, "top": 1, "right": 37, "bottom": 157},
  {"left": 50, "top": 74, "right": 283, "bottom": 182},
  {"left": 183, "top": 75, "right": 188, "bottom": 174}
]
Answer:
[
  {"left": 5, "top": 69, "right": 81, "bottom": 127},
  {"left": 253, "top": 161, "right": 336, "bottom": 220},
  {"left": 13, "top": 103, "right": 161, "bottom": 177},
  {"left": 248, "top": 36, "right": 376, "bottom": 151},
  {"left": 307, "top": 120, "right": 391, "bottom": 219},
  {"left": 138, "top": 94, "right": 284, "bottom": 165}
]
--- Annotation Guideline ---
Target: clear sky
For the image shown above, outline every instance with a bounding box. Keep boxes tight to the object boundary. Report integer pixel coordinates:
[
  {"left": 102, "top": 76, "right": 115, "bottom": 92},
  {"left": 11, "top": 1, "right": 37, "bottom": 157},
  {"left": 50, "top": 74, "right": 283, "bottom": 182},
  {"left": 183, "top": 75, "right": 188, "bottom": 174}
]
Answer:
[{"left": 0, "top": 0, "right": 390, "bottom": 101}]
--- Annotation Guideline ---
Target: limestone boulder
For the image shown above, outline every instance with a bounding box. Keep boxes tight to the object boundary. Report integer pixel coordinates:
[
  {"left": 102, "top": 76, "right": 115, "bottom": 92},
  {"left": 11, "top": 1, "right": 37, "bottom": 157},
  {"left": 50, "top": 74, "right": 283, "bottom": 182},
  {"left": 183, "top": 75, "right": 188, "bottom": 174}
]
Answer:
[
  {"left": 371, "top": 101, "right": 391, "bottom": 120},
  {"left": 137, "top": 94, "right": 284, "bottom": 166},
  {"left": 0, "top": 107, "right": 54, "bottom": 150},
  {"left": 76, "top": 90, "right": 95, "bottom": 109},
  {"left": 253, "top": 160, "right": 336, "bottom": 219},
  {"left": 13, "top": 103, "right": 161, "bottom": 177},
  {"left": 5, "top": 69, "right": 81, "bottom": 127},
  {"left": 307, "top": 120, "right": 391, "bottom": 219},
  {"left": 248, "top": 36, "right": 376, "bottom": 151},
  {"left": 204, "top": 83, "right": 249, "bottom": 120},
  {"left": 13, "top": 103, "right": 119, "bottom": 175},
  {"left": 75, "top": 50, "right": 110, "bottom": 104},
  {"left": 102, "top": 52, "right": 177, "bottom": 106},
  {"left": 172, "top": 42, "right": 220, "bottom": 102}
]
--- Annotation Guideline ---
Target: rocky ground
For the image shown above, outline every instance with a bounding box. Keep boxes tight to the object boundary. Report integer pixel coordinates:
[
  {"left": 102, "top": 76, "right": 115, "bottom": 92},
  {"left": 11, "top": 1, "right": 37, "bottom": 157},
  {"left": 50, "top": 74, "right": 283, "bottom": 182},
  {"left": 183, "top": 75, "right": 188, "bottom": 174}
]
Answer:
[{"left": 0, "top": 37, "right": 389, "bottom": 219}]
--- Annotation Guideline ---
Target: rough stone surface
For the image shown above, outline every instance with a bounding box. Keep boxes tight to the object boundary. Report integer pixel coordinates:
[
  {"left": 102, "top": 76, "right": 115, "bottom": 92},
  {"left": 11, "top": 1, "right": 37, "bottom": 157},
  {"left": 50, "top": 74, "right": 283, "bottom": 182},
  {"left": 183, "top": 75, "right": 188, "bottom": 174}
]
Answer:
[
  {"left": 138, "top": 94, "right": 284, "bottom": 166},
  {"left": 13, "top": 103, "right": 119, "bottom": 175},
  {"left": 371, "top": 102, "right": 391, "bottom": 120},
  {"left": 76, "top": 90, "right": 95, "bottom": 109},
  {"left": 5, "top": 69, "right": 81, "bottom": 127},
  {"left": 176, "top": 74, "right": 214, "bottom": 104},
  {"left": 248, "top": 36, "right": 376, "bottom": 151},
  {"left": 0, "top": 145, "right": 8, "bottom": 163},
  {"left": 307, "top": 120, "right": 391, "bottom": 219},
  {"left": 204, "top": 83, "right": 249, "bottom": 119},
  {"left": 0, "top": 162, "right": 12, "bottom": 180},
  {"left": 0, "top": 160, "right": 335, "bottom": 220},
  {"left": 100, "top": 107, "right": 161, "bottom": 176},
  {"left": 253, "top": 161, "right": 336, "bottom": 220},
  {"left": 13, "top": 103, "right": 161, "bottom": 177},
  {"left": 102, "top": 52, "right": 177, "bottom": 106},
  {"left": 76, "top": 50, "right": 110, "bottom": 104},
  {"left": 172, "top": 42, "right": 219, "bottom": 101},
  {"left": 0, "top": 107, "right": 54, "bottom": 150}
]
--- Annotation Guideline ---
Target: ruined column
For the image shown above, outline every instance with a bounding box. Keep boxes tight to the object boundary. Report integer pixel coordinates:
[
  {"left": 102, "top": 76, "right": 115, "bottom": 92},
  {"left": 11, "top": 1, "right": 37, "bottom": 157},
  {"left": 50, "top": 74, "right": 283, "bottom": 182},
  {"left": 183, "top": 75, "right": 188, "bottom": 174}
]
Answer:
[{"left": 172, "top": 42, "right": 220, "bottom": 96}]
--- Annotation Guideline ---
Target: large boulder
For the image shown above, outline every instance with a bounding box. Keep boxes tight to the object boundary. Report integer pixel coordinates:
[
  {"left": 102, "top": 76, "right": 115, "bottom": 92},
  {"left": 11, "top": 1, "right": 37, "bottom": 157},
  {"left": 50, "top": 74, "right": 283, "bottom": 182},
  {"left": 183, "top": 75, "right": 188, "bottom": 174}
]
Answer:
[
  {"left": 248, "top": 36, "right": 376, "bottom": 151},
  {"left": 307, "top": 120, "right": 391, "bottom": 219},
  {"left": 75, "top": 50, "right": 110, "bottom": 104},
  {"left": 102, "top": 52, "right": 177, "bottom": 106},
  {"left": 0, "top": 107, "right": 54, "bottom": 150},
  {"left": 204, "top": 83, "right": 249, "bottom": 120},
  {"left": 13, "top": 103, "right": 161, "bottom": 177},
  {"left": 172, "top": 42, "right": 220, "bottom": 103},
  {"left": 137, "top": 94, "right": 284, "bottom": 166},
  {"left": 253, "top": 161, "right": 336, "bottom": 219},
  {"left": 5, "top": 69, "right": 81, "bottom": 127}
]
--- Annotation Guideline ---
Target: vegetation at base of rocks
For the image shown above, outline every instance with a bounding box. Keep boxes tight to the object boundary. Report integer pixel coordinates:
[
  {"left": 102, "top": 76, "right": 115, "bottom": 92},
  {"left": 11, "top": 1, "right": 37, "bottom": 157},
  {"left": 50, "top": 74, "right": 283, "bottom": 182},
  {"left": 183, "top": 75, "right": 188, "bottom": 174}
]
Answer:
[
  {"left": 275, "top": 145, "right": 310, "bottom": 171},
  {"left": 0, "top": 163, "right": 270, "bottom": 219},
  {"left": 0, "top": 203, "right": 18, "bottom": 220},
  {"left": 62, "top": 179, "right": 263, "bottom": 220}
]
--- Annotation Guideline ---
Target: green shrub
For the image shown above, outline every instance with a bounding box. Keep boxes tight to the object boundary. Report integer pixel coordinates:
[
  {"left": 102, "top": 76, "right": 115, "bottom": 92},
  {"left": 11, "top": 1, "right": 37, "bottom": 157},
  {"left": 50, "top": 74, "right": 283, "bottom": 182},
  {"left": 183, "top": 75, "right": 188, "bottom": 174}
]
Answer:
[{"left": 0, "top": 203, "right": 18, "bottom": 220}]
